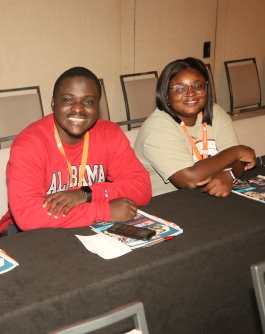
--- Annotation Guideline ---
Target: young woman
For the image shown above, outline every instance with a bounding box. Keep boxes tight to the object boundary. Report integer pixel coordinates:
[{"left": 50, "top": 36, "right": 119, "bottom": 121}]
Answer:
[{"left": 134, "top": 57, "right": 256, "bottom": 197}]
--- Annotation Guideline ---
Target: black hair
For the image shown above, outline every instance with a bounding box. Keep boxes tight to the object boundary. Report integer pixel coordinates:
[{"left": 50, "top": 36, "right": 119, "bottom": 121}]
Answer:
[
  {"left": 156, "top": 57, "right": 213, "bottom": 125},
  {"left": 53, "top": 66, "right": 102, "bottom": 99}
]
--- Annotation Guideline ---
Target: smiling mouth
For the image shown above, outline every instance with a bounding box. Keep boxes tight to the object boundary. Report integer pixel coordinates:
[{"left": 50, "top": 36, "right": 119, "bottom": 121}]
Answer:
[
  {"left": 68, "top": 116, "right": 87, "bottom": 123},
  {"left": 184, "top": 100, "right": 198, "bottom": 105}
]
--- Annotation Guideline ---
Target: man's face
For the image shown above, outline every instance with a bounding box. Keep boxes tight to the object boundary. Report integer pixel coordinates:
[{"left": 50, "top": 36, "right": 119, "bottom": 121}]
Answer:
[{"left": 52, "top": 75, "right": 100, "bottom": 145}]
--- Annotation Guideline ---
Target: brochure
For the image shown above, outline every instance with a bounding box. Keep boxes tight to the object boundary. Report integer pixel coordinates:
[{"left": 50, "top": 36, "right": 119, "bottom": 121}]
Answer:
[
  {"left": 232, "top": 175, "right": 265, "bottom": 203},
  {"left": 90, "top": 209, "right": 183, "bottom": 249},
  {"left": 0, "top": 249, "right": 19, "bottom": 274}
]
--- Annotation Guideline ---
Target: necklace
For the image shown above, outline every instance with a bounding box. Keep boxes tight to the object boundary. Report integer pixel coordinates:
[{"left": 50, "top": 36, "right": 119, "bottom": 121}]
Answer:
[
  {"left": 180, "top": 112, "right": 208, "bottom": 160},
  {"left": 54, "top": 124, "right": 89, "bottom": 187}
]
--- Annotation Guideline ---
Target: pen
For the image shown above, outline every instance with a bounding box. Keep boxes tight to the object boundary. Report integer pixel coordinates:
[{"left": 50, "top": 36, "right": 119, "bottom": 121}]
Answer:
[{"left": 144, "top": 236, "right": 175, "bottom": 248}]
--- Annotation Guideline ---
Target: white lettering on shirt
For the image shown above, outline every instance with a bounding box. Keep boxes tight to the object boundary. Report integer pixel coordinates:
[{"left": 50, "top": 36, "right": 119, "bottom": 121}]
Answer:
[{"left": 46, "top": 164, "right": 106, "bottom": 195}]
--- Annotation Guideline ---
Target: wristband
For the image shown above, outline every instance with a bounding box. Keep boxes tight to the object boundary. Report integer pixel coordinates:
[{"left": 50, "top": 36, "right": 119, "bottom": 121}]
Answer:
[
  {"left": 229, "top": 169, "right": 238, "bottom": 183},
  {"left": 224, "top": 168, "right": 238, "bottom": 183},
  {"left": 80, "top": 186, "right": 92, "bottom": 202}
]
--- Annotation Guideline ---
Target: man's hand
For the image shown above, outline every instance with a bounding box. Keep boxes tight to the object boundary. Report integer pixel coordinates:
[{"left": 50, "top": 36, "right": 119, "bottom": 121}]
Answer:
[
  {"left": 43, "top": 189, "right": 87, "bottom": 218},
  {"left": 199, "top": 170, "right": 233, "bottom": 197},
  {"left": 109, "top": 198, "right": 137, "bottom": 222}
]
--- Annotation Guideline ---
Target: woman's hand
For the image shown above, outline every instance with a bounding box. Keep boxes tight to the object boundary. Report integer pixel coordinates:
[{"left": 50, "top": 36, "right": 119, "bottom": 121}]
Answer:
[
  {"left": 109, "top": 198, "right": 137, "bottom": 222},
  {"left": 238, "top": 145, "right": 256, "bottom": 170},
  {"left": 43, "top": 189, "right": 87, "bottom": 218},
  {"left": 199, "top": 170, "right": 233, "bottom": 197}
]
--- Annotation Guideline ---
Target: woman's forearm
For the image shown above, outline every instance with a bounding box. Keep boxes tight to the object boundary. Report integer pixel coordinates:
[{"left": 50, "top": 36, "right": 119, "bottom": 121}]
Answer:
[{"left": 169, "top": 145, "right": 256, "bottom": 189}]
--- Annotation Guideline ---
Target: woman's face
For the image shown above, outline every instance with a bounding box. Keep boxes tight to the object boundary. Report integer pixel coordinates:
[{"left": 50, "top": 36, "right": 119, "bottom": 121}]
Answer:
[{"left": 167, "top": 68, "right": 207, "bottom": 125}]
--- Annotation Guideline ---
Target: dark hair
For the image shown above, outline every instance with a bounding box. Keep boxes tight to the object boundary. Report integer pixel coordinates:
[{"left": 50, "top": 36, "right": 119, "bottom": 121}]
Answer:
[
  {"left": 156, "top": 57, "right": 213, "bottom": 125},
  {"left": 53, "top": 66, "right": 102, "bottom": 99}
]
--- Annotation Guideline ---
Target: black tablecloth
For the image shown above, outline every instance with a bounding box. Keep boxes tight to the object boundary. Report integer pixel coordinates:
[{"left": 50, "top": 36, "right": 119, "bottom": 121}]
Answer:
[{"left": 1, "top": 166, "right": 265, "bottom": 334}]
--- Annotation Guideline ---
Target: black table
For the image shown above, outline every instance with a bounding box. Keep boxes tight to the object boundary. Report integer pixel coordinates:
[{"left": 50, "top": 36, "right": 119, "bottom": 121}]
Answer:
[{"left": 1, "top": 167, "right": 265, "bottom": 334}]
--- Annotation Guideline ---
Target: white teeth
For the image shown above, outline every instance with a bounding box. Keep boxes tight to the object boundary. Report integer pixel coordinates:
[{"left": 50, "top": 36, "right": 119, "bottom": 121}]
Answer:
[{"left": 68, "top": 117, "right": 86, "bottom": 122}]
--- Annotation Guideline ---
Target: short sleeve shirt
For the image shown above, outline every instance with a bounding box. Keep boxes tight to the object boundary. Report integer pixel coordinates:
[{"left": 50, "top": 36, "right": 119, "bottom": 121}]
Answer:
[{"left": 134, "top": 104, "right": 239, "bottom": 196}]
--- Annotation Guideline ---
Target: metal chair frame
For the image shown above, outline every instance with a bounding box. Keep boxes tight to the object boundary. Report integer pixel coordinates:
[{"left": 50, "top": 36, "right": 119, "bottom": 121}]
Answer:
[
  {"left": 0, "top": 86, "right": 44, "bottom": 148},
  {"left": 224, "top": 58, "right": 263, "bottom": 114},
  {"left": 251, "top": 261, "right": 265, "bottom": 333},
  {"left": 98, "top": 78, "right": 111, "bottom": 121},
  {"left": 50, "top": 301, "right": 149, "bottom": 334},
  {"left": 120, "top": 71, "right": 158, "bottom": 130}
]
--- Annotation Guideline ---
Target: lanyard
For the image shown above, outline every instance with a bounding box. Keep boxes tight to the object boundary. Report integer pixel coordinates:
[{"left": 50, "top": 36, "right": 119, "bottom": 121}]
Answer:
[
  {"left": 54, "top": 124, "right": 89, "bottom": 187},
  {"left": 180, "top": 112, "right": 208, "bottom": 161}
]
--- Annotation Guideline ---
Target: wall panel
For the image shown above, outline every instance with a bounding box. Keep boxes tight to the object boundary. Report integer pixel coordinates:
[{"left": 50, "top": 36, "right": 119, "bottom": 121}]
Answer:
[
  {"left": 215, "top": 0, "right": 265, "bottom": 111},
  {"left": 0, "top": 0, "right": 123, "bottom": 120}
]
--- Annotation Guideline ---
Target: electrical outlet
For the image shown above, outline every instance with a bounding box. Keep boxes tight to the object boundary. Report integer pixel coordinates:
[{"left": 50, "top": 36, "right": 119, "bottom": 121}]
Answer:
[{"left": 203, "top": 41, "right": 211, "bottom": 58}]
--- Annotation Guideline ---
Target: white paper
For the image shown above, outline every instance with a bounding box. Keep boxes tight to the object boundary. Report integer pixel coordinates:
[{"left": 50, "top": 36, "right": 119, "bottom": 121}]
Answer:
[{"left": 75, "top": 234, "right": 132, "bottom": 259}]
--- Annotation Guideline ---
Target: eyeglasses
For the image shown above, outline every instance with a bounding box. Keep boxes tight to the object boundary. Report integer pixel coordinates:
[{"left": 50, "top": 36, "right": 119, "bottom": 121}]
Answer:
[{"left": 168, "top": 81, "right": 208, "bottom": 97}]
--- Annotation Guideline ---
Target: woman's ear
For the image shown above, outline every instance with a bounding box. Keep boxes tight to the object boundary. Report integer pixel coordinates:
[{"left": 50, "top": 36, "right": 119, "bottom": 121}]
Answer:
[{"left": 166, "top": 96, "right": 170, "bottom": 106}]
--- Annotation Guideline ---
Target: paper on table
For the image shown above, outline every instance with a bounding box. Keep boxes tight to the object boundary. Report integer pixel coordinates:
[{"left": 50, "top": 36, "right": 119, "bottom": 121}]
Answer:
[
  {"left": 76, "top": 234, "right": 132, "bottom": 259},
  {"left": 0, "top": 249, "right": 19, "bottom": 274}
]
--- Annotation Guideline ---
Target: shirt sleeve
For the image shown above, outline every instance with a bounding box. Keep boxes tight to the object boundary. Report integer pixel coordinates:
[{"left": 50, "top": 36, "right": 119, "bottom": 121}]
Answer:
[
  {"left": 90, "top": 124, "right": 152, "bottom": 205},
  {"left": 7, "top": 141, "right": 111, "bottom": 230},
  {"left": 140, "top": 118, "right": 194, "bottom": 182}
]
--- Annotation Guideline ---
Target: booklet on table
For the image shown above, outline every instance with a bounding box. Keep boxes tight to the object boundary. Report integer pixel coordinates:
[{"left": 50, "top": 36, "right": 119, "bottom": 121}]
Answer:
[
  {"left": 90, "top": 209, "right": 183, "bottom": 249},
  {"left": 232, "top": 175, "right": 265, "bottom": 203},
  {"left": 0, "top": 249, "right": 19, "bottom": 274}
]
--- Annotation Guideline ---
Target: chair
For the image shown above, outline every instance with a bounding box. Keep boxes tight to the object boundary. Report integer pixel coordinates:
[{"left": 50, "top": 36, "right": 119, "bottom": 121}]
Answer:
[
  {"left": 99, "top": 79, "right": 110, "bottom": 120},
  {"left": 0, "top": 147, "right": 10, "bottom": 219},
  {"left": 224, "top": 58, "right": 264, "bottom": 115},
  {"left": 123, "top": 127, "right": 140, "bottom": 148},
  {"left": 250, "top": 261, "right": 265, "bottom": 333},
  {"left": 0, "top": 86, "right": 44, "bottom": 148},
  {"left": 50, "top": 301, "right": 149, "bottom": 334},
  {"left": 205, "top": 63, "right": 217, "bottom": 103},
  {"left": 120, "top": 71, "right": 158, "bottom": 130}
]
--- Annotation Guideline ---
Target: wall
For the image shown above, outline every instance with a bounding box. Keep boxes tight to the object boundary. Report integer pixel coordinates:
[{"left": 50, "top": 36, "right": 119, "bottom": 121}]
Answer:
[
  {"left": 0, "top": 0, "right": 123, "bottom": 120},
  {"left": 0, "top": 0, "right": 265, "bottom": 121},
  {"left": 215, "top": 0, "right": 265, "bottom": 110},
  {"left": 134, "top": 0, "right": 217, "bottom": 74}
]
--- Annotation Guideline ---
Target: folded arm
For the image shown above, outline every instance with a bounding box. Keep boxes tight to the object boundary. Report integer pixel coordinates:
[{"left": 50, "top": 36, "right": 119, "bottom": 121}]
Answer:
[{"left": 169, "top": 145, "right": 256, "bottom": 196}]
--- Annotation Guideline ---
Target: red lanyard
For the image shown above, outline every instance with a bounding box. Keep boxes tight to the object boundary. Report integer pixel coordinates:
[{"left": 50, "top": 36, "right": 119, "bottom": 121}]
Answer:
[
  {"left": 180, "top": 112, "right": 208, "bottom": 160},
  {"left": 54, "top": 124, "right": 89, "bottom": 187}
]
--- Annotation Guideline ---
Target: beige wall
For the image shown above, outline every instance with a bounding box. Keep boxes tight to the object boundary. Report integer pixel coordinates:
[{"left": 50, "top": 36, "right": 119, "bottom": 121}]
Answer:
[
  {"left": 0, "top": 0, "right": 265, "bottom": 121},
  {"left": 134, "top": 0, "right": 217, "bottom": 73},
  {"left": 0, "top": 0, "right": 123, "bottom": 120},
  {"left": 215, "top": 0, "right": 265, "bottom": 110}
]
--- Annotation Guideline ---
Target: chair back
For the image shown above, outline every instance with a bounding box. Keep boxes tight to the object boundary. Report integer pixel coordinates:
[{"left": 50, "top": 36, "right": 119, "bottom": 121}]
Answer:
[
  {"left": 50, "top": 301, "right": 149, "bottom": 334},
  {"left": 224, "top": 58, "right": 262, "bottom": 113},
  {"left": 120, "top": 71, "right": 158, "bottom": 130},
  {"left": 0, "top": 147, "right": 10, "bottom": 219},
  {"left": 250, "top": 261, "right": 265, "bottom": 333},
  {"left": 0, "top": 86, "right": 44, "bottom": 148},
  {"left": 232, "top": 110, "right": 265, "bottom": 157},
  {"left": 123, "top": 128, "right": 140, "bottom": 148},
  {"left": 205, "top": 63, "right": 217, "bottom": 103},
  {"left": 99, "top": 79, "right": 110, "bottom": 120}
]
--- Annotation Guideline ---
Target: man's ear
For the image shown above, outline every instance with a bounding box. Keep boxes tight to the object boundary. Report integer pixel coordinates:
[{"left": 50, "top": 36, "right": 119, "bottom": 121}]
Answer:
[{"left": 51, "top": 97, "right": 55, "bottom": 111}]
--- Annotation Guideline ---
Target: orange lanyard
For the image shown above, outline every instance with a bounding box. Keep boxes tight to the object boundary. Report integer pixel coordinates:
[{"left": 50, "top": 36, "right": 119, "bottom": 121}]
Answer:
[
  {"left": 54, "top": 124, "right": 89, "bottom": 187},
  {"left": 180, "top": 112, "right": 208, "bottom": 160}
]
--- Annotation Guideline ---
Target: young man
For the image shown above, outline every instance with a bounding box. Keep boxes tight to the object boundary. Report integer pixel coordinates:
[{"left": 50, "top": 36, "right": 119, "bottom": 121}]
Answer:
[{"left": 1, "top": 67, "right": 151, "bottom": 232}]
